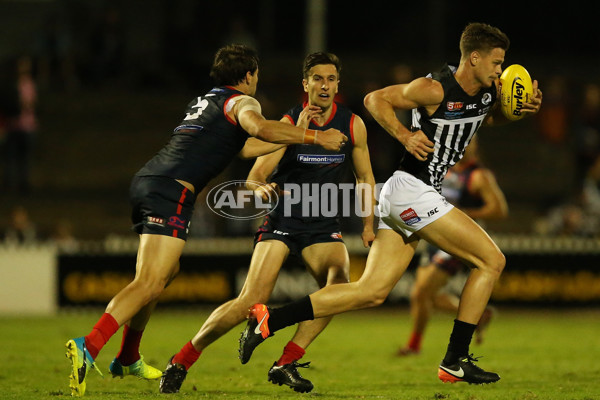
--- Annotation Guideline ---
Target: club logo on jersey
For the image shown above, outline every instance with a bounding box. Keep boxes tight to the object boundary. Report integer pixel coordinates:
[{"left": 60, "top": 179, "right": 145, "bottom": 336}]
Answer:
[
  {"left": 482, "top": 92, "right": 492, "bottom": 105},
  {"left": 297, "top": 154, "right": 346, "bottom": 164},
  {"left": 400, "top": 208, "right": 421, "bottom": 226},
  {"left": 330, "top": 232, "right": 343, "bottom": 239},
  {"left": 446, "top": 101, "right": 463, "bottom": 111}
]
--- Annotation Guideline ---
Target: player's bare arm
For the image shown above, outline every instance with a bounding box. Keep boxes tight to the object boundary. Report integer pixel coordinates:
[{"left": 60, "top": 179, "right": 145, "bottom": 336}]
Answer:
[
  {"left": 463, "top": 168, "right": 508, "bottom": 220},
  {"left": 245, "top": 115, "right": 292, "bottom": 201},
  {"left": 246, "top": 147, "right": 286, "bottom": 201},
  {"left": 350, "top": 114, "right": 376, "bottom": 247},
  {"left": 233, "top": 96, "right": 347, "bottom": 151},
  {"left": 364, "top": 78, "right": 439, "bottom": 161},
  {"left": 239, "top": 137, "right": 286, "bottom": 159}
]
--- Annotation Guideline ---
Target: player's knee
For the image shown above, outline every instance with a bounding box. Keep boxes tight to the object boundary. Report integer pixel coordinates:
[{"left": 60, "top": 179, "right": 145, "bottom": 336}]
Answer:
[
  {"left": 361, "top": 287, "right": 388, "bottom": 308},
  {"left": 492, "top": 250, "right": 506, "bottom": 276},
  {"left": 367, "top": 294, "right": 387, "bottom": 308},
  {"left": 482, "top": 250, "right": 505, "bottom": 278},
  {"left": 353, "top": 277, "right": 391, "bottom": 308}
]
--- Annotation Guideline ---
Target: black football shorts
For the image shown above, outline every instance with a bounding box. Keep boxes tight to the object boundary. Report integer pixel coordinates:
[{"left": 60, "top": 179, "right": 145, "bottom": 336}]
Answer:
[
  {"left": 254, "top": 214, "right": 344, "bottom": 255},
  {"left": 129, "top": 176, "right": 196, "bottom": 240}
]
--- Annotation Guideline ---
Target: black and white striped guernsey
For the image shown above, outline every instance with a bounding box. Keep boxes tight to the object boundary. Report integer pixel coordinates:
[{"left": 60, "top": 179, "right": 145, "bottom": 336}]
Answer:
[{"left": 400, "top": 64, "right": 497, "bottom": 193}]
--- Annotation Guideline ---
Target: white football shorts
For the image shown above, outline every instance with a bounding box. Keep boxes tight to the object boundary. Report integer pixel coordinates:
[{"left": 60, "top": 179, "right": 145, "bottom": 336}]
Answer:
[{"left": 377, "top": 170, "right": 454, "bottom": 237}]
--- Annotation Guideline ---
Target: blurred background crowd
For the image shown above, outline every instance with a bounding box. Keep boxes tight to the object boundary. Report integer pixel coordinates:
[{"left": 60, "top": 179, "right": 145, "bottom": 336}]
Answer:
[{"left": 1, "top": 0, "right": 599, "bottom": 246}]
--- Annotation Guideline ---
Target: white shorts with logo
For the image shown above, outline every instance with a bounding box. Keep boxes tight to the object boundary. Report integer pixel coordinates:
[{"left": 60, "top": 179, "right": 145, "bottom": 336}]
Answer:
[{"left": 377, "top": 170, "right": 454, "bottom": 238}]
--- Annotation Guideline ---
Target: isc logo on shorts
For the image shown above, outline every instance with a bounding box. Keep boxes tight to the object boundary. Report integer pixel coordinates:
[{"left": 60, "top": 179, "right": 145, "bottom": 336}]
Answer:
[
  {"left": 400, "top": 208, "right": 421, "bottom": 226},
  {"left": 330, "top": 232, "right": 343, "bottom": 239}
]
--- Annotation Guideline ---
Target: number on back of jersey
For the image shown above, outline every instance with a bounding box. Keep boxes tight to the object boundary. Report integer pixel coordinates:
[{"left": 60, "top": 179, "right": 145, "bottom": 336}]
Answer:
[{"left": 184, "top": 97, "right": 209, "bottom": 120}]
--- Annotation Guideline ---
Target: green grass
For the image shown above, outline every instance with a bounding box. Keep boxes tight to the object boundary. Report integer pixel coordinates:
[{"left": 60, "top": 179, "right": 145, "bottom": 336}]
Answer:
[{"left": 0, "top": 307, "right": 599, "bottom": 399}]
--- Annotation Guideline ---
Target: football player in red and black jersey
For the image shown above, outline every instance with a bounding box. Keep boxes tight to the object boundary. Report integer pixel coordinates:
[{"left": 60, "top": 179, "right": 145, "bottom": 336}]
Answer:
[
  {"left": 161, "top": 52, "right": 375, "bottom": 394},
  {"left": 64, "top": 44, "right": 347, "bottom": 397}
]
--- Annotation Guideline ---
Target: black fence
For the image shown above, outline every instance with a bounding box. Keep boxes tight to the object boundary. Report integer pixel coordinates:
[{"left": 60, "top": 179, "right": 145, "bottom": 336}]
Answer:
[{"left": 57, "top": 236, "right": 600, "bottom": 307}]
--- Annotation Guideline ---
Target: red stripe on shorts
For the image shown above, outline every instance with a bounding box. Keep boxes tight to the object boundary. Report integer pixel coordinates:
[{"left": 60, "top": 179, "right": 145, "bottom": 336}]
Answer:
[
  {"left": 173, "top": 187, "right": 189, "bottom": 237},
  {"left": 176, "top": 188, "right": 188, "bottom": 215}
]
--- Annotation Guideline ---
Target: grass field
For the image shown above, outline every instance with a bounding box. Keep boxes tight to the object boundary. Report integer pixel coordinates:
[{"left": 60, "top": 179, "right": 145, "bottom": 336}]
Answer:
[{"left": 0, "top": 306, "right": 599, "bottom": 400}]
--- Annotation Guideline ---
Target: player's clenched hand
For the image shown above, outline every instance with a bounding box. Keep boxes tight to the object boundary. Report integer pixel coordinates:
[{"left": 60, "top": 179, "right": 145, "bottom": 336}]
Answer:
[
  {"left": 297, "top": 105, "right": 322, "bottom": 128},
  {"left": 361, "top": 229, "right": 375, "bottom": 248},
  {"left": 315, "top": 128, "right": 348, "bottom": 151},
  {"left": 521, "top": 79, "right": 542, "bottom": 115},
  {"left": 401, "top": 130, "right": 434, "bottom": 161}
]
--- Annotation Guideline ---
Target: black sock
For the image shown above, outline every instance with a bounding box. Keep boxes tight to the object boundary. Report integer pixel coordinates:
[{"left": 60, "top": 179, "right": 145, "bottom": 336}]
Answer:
[
  {"left": 442, "top": 319, "right": 477, "bottom": 365},
  {"left": 268, "top": 295, "right": 315, "bottom": 333}
]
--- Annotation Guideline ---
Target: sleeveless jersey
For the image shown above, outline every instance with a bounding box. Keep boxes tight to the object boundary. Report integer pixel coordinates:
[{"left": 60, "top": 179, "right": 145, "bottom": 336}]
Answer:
[
  {"left": 135, "top": 86, "right": 249, "bottom": 191},
  {"left": 270, "top": 102, "right": 355, "bottom": 222},
  {"left": 402, "top": 64, "right": 496, "bottom": 193},
  {"left": 441, "top": 161, "right": 484, "bottom": 209}
]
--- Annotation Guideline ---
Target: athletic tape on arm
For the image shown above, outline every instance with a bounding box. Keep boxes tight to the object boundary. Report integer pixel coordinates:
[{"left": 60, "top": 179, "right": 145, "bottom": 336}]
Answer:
[{"left": 231, "top": 95, "right": 262, "bottom": 117}]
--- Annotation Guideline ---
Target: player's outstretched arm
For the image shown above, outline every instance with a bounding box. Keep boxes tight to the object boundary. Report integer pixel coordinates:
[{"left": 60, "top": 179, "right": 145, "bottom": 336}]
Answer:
[
  {"left": 238, "top": 137, "right": 285, "bottom": 159},
  {"left": 234, "top": 97, "right": 347, "bottom": 151}
]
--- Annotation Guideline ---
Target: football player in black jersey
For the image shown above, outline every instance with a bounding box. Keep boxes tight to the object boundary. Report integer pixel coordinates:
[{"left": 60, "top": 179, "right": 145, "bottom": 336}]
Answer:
[
  {"left": 238, "top": 23, "right": 543, "bottom": 385},
  {"left": 64, "top": 44, "right": 347, "bottom": 397},
  {"left": 160, "top": 52, "right": 375, "bottom": 394},
  {"left": 397, "top": 138, "right": 507, "bottom": 356}
]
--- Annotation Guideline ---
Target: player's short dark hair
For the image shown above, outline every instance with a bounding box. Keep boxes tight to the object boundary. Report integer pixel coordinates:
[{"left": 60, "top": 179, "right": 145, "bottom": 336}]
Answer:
[
  {"left": 460, "top": 23, "right": 510, "bottom": 58},
  {"left": 302, "top": 52, "right": 341, "bottom": 79},
  {"left": 210, "top": 44, "right": 259, "bottom": 86}
]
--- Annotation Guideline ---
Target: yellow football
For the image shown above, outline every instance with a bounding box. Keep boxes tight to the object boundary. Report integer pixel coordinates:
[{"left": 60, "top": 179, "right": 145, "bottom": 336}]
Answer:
[{"left": 499, "top": 64, "right": 533, "bottom": 121}]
